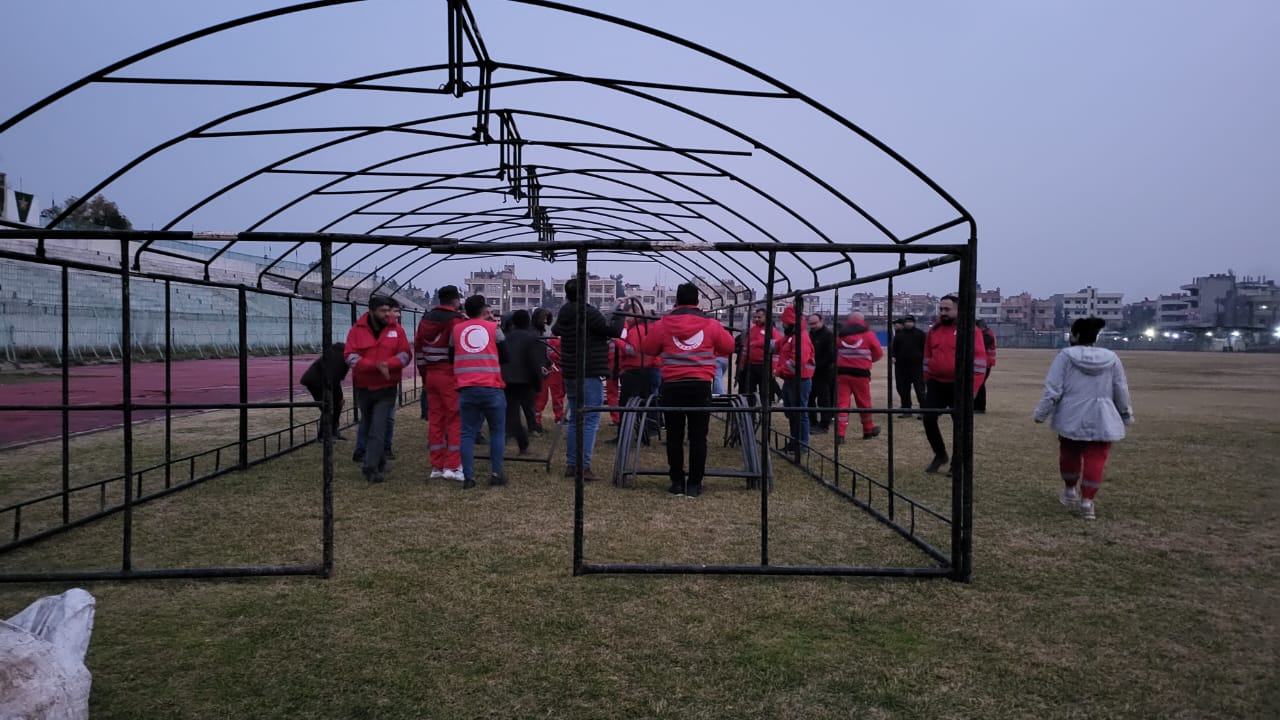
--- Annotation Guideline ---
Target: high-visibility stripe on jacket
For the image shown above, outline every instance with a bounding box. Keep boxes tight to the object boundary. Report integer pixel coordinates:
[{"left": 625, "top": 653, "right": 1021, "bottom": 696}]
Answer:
[
  {"left": 452, "top": 318, "right": 504, "bottom": 389},
  {"left": 836, "top": 322, "right": 884, "bottom": 376},
  {"left": 344, "top": 313, "right": 412, "bottom": 391},
  {"left": 923, "top": 322, "right": 988, "bottom": 386},
  {"left": 640, "top": 306, "right": 735, "bottom": 382},
  {"left": 415, "top": 305, "right": 464, "bottom": 375}
]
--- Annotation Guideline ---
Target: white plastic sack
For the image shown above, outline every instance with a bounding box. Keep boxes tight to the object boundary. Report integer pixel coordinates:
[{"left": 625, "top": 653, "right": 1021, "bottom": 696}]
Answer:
[{"left": 0, "top": 588, "right": 95, "bottom": 720}]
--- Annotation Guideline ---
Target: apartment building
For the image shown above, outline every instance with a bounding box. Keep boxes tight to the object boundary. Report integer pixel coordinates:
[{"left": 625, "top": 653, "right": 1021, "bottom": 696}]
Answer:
[
  {"left": 1062, "top": 286, "right": 1124, "bottom": 327},
  {"left": 550, "top": 276, "right": 616, "bottom": 309},
  {"left": 464, "top": 264, "right": 544, "bottom": 316}
]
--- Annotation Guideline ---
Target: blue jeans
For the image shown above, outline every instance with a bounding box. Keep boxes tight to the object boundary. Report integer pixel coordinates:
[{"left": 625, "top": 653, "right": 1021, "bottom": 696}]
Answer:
[
  {"left": 712, "top": 356, "right": 728, "bottom": 395},
  {"left": 460, "top": 386, "right": 506, "bottom": 481},
  {"left": 564, "top": 376, "right": 603, "bottom": 470},
  {"left": 783, "top": 377, "right": 812, "bottom": 445}
]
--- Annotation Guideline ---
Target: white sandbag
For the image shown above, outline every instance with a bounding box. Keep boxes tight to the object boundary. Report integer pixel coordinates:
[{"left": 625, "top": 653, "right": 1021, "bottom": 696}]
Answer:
[{"left": 0, "top": 588, "right": 95, "bottom": 720}]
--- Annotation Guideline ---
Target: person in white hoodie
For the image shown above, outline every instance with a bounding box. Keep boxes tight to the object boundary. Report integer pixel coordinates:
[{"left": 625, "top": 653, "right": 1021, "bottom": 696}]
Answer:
[{"left": 1033, "top": 317, "right": 1135, "bottom": 520}]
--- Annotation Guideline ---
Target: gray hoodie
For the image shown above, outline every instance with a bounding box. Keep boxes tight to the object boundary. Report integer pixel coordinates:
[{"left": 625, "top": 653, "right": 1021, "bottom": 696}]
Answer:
[{"left": 1033, "top": 345, "right": 1135, "bottom": 442}]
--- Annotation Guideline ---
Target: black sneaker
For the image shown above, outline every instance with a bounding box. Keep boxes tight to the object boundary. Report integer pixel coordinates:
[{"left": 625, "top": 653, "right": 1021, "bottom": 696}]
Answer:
[
  {"left": 862, "top": 426, "right": 881, "bottom": 440},
  {"left": 489, "top": 473, "right": 507, "bottom": 486},
  {"left": 686, "top": 483, "right": 703, "bottom": 498},
  {"left": 352, "top": 450, "right": 365, "bottom": 464},
  {"left": 668, "top": 482, "right": 685, "bottom": 496},
  {"left": 926, "top": 455, "right": 948, "bottom": 474},
  {"left": 462, "top": 477, "right": 476, "bottom": 490}
]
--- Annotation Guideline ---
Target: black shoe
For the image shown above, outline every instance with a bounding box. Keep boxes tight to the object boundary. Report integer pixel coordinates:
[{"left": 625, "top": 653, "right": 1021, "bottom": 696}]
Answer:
[
  {"left": 489, "top": 473, "right": 507, "bottom": 486},
  {"left": 946, "top": 465, "right": 956, "bottom": 478},
  {"left": 926, "top": 455, "right": 948, "bottom": 474},
  {"left": 476, "top": 433, "right": 487, "bottom": 443},
  {"left": 384, "top": 449, "right": 396, "bottom": 460},
  {"left": 974, "top": 409, "right": 986, "bottom": 415},
  {"left": 462, "top": 477, "right": 476, "bottom": 489},
  {"left": 835, "top": 436, "right": 845, "bottom": 446},
  {"left": 352, "top": 450, "right": 365, "bottom": 464},
  {"left": 810, "top": 426, "right": 828, "bottom": 435},
  {"left": 862, "top": 426, "right": 881, "bottom": 440},
  {"left": 564, "top": 465, "right": 577, "bottom": 479},
  {"left": 686, "top": 483, "right": 703, "bottom": 498},
  {"left": 668, "top": 482, "right": 685, "bottom": 496},
  {"left": 532, "top": 425, "right": 545, "bottom": 436},
  {"left": 781, "top": 442, "right": 796, "bottom": 453},
  {"left": 365, "top": 470, "right": 384, "bottom": 484}
]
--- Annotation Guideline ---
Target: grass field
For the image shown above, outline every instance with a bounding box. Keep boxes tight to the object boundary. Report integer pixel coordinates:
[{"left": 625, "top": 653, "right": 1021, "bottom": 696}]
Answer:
[{"left": 1, "top": 349, "right": 1277, "bottom": 718}]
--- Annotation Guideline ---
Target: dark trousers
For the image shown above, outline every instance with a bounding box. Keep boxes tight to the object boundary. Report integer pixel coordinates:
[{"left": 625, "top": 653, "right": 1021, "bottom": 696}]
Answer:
[
  {"left": 354, "top": 386, "right": 397, "bottom": 479},
  {"left": 504, "top": 383, "right": 537, "bottom": 451},
  {"left": 895, "top": 364, "right": 926, "bottom": 410},
  {"left": 304, "top": 380, "right": 344, "bottom": 435},
  {"left": 808, "top": 370, "right": 834, "bottom": 429},
  {"left": 741, "top": 363, "right": 779, "bottom": 406},
  {"left": 661, "top": 379, "right": 712, "bottom": 490},
  {"left": 921, "top": 379, "right": 955, "bottom": 460},
  {"left": 974, "top": 370, "right": 992, "bottom": 412}
]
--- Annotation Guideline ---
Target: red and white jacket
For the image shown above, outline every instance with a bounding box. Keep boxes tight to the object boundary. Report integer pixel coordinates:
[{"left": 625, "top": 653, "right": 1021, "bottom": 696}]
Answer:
[
  {"left": 618, "top": 318, "right": 661, "bottom": 372},
  {"left": 742, "top": 322, "right": 782, "bottom": 366},
  {"left": 924, "top": 322, "right": 988, "bottom": 393},
  {"left": 774, "top": 329, "right": 815, "bottom": 380},
  {"left": 836, "top": 320, "right": 884, "bottom": 377},
  {"left": 414, "top": 305, "right": 464, "bottom": 376},
  {"left": 451, "top": 318, "right": 505, "bottom": 389},
  {"left": 344, "top": 313, "right": 412, "bottom": 391},
  {"left": 641, "top": 306, "right": 734, "bottom": 382}
]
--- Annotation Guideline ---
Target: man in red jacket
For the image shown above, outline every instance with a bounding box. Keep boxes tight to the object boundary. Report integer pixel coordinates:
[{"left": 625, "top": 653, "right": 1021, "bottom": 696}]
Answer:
[
  {"left": 344, "top": 295, "right": 412, "bottom": 484},
  {"left": 835, "top": 311, "right": 884, "bottom": 444},
  {"left": 451, "top": 294, "right": 510, "bottom": 489},
  {"left": 641, "top": 283, "right": 734, "bottom": 497},
  {"left": 921, "top": 294, "right": 988, "bottom": 476},
  {"left": 414, "top": 285, "right": 465, "bottom": 481},
  {"left": 974, "top": 319, "right": 997, "bottom": 414},
  {"left": 616, "top": 298, "right": 661, "bottom": 444},
  {"left": 739, "top": 307, "right": 782, "bottom": 406},
  {"left": 532, "top": 308, "right": 564, "bottom": 432},
  {"left": 774, "top": 304, "right": 815, "bottom": 453}
]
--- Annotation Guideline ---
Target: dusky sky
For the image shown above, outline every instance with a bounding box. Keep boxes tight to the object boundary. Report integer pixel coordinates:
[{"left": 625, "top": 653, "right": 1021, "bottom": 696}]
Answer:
[{"left": 1, "top": 1, "right": 1275, "bottom": 303}]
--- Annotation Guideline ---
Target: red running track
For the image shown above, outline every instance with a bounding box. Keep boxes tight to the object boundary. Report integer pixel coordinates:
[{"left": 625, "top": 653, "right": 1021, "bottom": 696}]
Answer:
[{"left": 0, "top": 356, "right": 358, "bottom": 447}]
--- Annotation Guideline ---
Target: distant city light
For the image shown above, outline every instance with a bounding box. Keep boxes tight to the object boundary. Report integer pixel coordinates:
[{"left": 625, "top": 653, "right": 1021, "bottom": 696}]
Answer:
[
  {"left": 1230, "top": 330, "right": 1241, "bottom": 337},
  {"left": 1143, "top": 328, "right": 1156, "bottom": 339},
  {"left": 1204, "top": 331, "right": 1213, "bottom": 337}
]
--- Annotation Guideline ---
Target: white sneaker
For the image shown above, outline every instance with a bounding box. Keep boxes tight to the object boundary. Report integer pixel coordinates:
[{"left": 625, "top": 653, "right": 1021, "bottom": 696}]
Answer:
[
  {"left": 442, "top": 467, "right": 465, "bottom": 482},
  {"left": 1080, "top": 499, "right": 1096, "bottom": 520},
  {"left": 430, "top": 468, "right": 445, "bottom": 479},
  {"left": 1059, "top": 486, "right": 1079, "bottom": 508}
]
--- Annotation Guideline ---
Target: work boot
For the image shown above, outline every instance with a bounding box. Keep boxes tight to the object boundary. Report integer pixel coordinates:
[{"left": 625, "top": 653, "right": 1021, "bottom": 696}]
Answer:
[{"left": 862, "top": 426, "right": 881, "bottom": 440}]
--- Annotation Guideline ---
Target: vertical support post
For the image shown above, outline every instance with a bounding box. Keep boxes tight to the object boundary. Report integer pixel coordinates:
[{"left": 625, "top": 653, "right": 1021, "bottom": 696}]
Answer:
[
  {"left": 238, "top": 287, "right": 249, "bottom": 469},
  {"left": 832, "top": 285, "right": 840, "bottom": 490},
  {"left": 288, "top": 295, "right": 295, "bottom": 445},
  {"left": 759, "top": 251, "right": 777, "bottom": 567},
  {"left": 953, "top": 238, "right": 978, "bottom": 582},
  {"left": 791, "top": 293, "right": 804, "bottom": 464},
  {"left": 321, "top": 242, "right": 335, "bottom": 577},
  {"left": 119, "top": 239, "right": 134, "bottom": 573},
  {"left": 60, "top": 265, "right": 70, "bottom": 524},
  {"left": 164, "top": 279, "right": 172, "bottom": 489},
  {"left": 571, "top": 248, "right": 587, "bottom": 575},
  {"left": 886, "top": 275, "right": 895, "bottom": 520}
]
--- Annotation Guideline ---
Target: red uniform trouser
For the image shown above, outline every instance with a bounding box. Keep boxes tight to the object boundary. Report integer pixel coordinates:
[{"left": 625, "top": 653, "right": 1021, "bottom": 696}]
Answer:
[
  {"left": 836, "top": 374, "right": 875, "bottom": 437},
  {"left": 607, "top": 377, "right": 620, "bottom": 424},
  {"left": 536, "top": 372, "right": 565, "bottom": 423},
  {"left": 424, "top": 368, "right": 461, "bottom": 470},
  {"left": 1059, "top": 437, "right": 1111, "bottom": 500}
]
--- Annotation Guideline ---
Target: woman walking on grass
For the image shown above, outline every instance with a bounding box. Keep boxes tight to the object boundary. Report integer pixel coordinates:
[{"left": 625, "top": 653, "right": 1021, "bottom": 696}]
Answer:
[{"left": 1033, "top": 317, "right": 1135, "bottom": 520}]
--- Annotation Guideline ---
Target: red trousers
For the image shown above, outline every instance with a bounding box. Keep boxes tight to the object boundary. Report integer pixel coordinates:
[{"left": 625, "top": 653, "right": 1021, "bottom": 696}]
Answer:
[
  {"left": 607, "top": 377, "right": 620, "bottom": 424},
  {"left": 424, "top": 369, "right": 461, "bottom": 470},
  {"left": 836, "top": 374, "right": 875, "bottom": 437},
  {"left": 1058, "top": 437, "right": 1111, "bottom": 500},
  {"left": 536, "top": 372, "right": 565, "bottom": 423}
]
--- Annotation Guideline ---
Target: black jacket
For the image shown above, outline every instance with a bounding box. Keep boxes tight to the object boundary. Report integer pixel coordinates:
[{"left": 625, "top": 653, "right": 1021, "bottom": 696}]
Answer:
[
  {"left": 301, "top": 343, "right": 349, "bottom": 390},
  {"left": 501, "top": 327, "right": 545, "bottom": 390},
  {"left": 809, "top": 326, "right": 836, "bottom": 375},
  {"left": 890, "top": 326, "right": 926, "bottom": 368},
  {"left": 551, "top": 301, "right": 622, "bottom": 378}
]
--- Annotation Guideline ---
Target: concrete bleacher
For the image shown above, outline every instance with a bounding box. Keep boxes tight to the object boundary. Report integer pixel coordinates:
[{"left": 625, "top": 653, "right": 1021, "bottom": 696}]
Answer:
[{"left": 0, "top": 239, "right": 414, "bottom": 363}]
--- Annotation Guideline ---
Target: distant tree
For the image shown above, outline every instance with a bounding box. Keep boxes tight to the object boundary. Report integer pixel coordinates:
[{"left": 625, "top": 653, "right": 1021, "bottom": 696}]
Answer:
[{"left": 41, "top": 195, "right": 133, "bottom": 230}]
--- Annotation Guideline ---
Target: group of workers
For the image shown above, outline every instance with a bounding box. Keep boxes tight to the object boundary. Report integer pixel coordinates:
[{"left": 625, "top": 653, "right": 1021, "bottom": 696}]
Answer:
[{"left": 306, "top": 284, "right": 1023, "bottom": 496}]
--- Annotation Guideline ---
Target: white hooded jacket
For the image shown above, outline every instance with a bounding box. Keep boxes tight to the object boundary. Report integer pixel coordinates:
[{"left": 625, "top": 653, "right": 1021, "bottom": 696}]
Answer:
[{"left": 1033, "top": 345, "right": 1135, "bottom": 442}]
